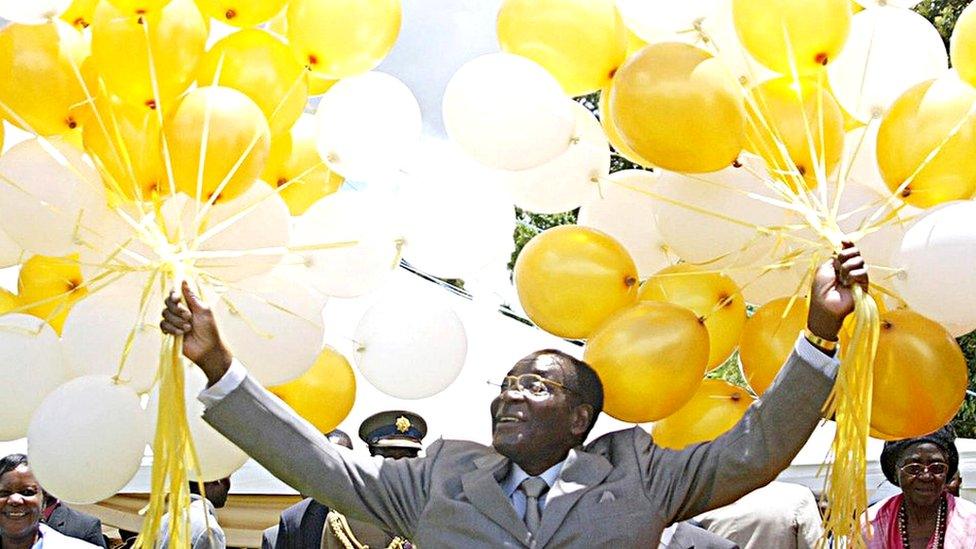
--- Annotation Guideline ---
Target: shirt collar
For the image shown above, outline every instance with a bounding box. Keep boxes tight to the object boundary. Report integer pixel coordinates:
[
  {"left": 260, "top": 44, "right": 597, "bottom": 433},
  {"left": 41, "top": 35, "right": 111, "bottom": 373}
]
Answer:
[
  {"left": 501, "top": 460, "right": 565, "bottom": 498},
  {"left": 658, "top": 523, "right": 677, "bottom": 547}
]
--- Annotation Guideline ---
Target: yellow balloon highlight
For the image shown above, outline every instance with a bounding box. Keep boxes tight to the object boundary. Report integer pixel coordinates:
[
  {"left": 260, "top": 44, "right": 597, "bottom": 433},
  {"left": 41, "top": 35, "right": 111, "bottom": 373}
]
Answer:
[
  {"left": 651, "top": 379, "right": 756, "bottom": 449},
  {"left": 739, "top": 296, "right": 808, "bottom": 397},
  {"left": 286, "top": 0, "right": 401, "bottom": 79},
  {"left": 0, "top": 289, "right": 18, "bottom": 314},
  {"left": 165, "top": 86, "right": 271, "bottom": 202},
  {"left": 196, "top": 29, "right": 308, "bottom": 136},
  {"left": 877, "top": 75, "right": 976, "bottom": 208},
  {"left": 497, "top": 0, "right": 627, "bottom": 96},
  {"left": 0, "top": 22, "right": 88, "bottom": 136},
  {"left": 82, "top": 95, "right": 167, "bottom": 201},
  {"left": 265, "top": 128, "right": 344, "bottom": 216},
  {"left": 61, "top": 0, "right": 99, "bottom": 30},
  {"left": 870, "top": 310, "right": 968, "bottom": 439},
  {"left": 107, "top": 0, "right": 172, "bottom": 14},
  {"left": 270, "top": 347, "right": 356, "bottom": 434},
  {"left": 91, "top": 0, "right": 207, "bottom": 110},
  {"left": 639, "top": 265, "right": 746, "bottom": 370},
  {"left": 745, "top": 77, "right": 845, "bottom": 189},
  {"left": 598, "top": 86, "right": 652, "bottom": 167},
  {"left": 18, "top": 254, "right": 87, "bottom": 335},
  {"left": 609, "top": 43, "right": 745, "bottom": 173},
  {"left": 584, "top": 302, "right": 709, "bottom": 423},
  {"left": 196, "top": 0, "right": 287, "bottom": 27},
  {"left": 514, "top": 226, "right": 639, "bottom": 339},
  {"left": 732, "top": 0, "right": 851, "bottom": 75},
  {"left": 951, "top": 3, "right": 976, "bottom": 88}
]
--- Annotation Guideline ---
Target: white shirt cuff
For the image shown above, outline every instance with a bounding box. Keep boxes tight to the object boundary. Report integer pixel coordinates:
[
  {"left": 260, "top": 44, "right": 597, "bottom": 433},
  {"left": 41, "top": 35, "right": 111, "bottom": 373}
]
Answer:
[
  {"left": 197, "top": 359, "right": 247, "bottom": 408},
  {"left": 794, "top": 334, "right": 840, "bottom": 379}
]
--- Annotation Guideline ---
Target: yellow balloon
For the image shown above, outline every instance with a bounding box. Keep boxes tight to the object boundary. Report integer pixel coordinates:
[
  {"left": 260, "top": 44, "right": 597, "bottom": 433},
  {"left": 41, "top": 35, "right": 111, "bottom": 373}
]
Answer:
[
  {"left": 196, "top": 0, "right": 287, "bottom": 27},
  {"left": 260, "top": 130, "right": 292, "bottom": 184},
  {"left": 61, "top": 0, "right": 99, "bottom": 30},
  {"left": 0, "top": 289, "right": 18, "bottom": 314},
  {"left": 91, "top": 0, "right": 207, "bottom": 110},
  {"left": 584, "top": 302, "right": 709, "bottom": 423},
  {"left": 165, "top": 86, "right": 271, "bottom": 202},
  {"left": 196, "top": 29, "right": 308, "bottom": 136},
  {"left": 497, "top": 0, "right": 627, "bottom": 96},
  {"left": 107, "top": 0, "right": 172, "bottom": 14},
  {"left": 286, "top": 0, "right": 401, "bottom": 79},
  {"left": 307, "top": 72, "right": 337, "bottom": 96},
  {"left": 732, "top": 0, "right": 851, "bottom": 75},
  {"left": 270, "top": 346, "right": 356, "bottom": 434},
  {"left": 0, "top": 22, "right": 88, "bottom": 136},
  {"left": 18, "top": 254, "right": 87, "bottom": 335},
  {"left": 639, "top": 264, "right": 746, "bottom": 370},
  {"left": 651, "top": 379, "right": 756, "bottom": 449},
  {"left": 877, "top": 75, "right": 976, "bottom": 208},
  {"left": 625, "top": 27, "right": 647, "bottom": 59},
  {"left": 598, "top": 86, "right": 653, "bottom": 167},
  {"left": 745, "top": 77, "right": 845, "bottom": 189},
  {"left": 951, "top": 3, "right": 976, "bottom": 88},
  {"left": 739, "top": 296, "right": 808, "bottom": 397},
  {"left": 82, "top": 94, "right": 167, "bottom": 201},
  {"left": 265, "top": 127, "right": 344, "bottom": 216},
  {"left": 609, "top": 42, "right": 745, "bottom": 173},
  {"left": 870, "top": 310, "right": 968, "bottom": 439},
  {"left": 514, "top": 225, "right": 639, "bottom": 339}
]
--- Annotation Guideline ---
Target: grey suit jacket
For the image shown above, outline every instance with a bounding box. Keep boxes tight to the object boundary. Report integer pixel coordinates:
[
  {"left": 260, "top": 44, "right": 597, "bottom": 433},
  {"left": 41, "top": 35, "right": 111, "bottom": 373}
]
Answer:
[
  {"left": 204, "top": 349, "right": 833, "bottom": 547},
  {"left": 45, "top": 504, "right": 109, "bottom": 548},
  {"left": 668, "top": 522, "right": 738, "bottom": 549}
]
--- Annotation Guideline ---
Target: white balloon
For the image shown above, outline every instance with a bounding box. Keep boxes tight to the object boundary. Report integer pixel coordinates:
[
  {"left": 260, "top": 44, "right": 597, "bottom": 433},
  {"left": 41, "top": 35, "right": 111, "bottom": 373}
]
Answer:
[
  {"left": 731, "top": 250, "right": 811, "bottom": 305},
  {"left": 147, "top": 367, "right": 248, "bottom": 481},
  {"left": 616, "top": 0, "right": 721, "bottom": 43},
  {"left": 0, "top": 314, "right": 68, "bottom": 441},
  {"left": 400, "top": 141, "right": 516, "bottom": 278},
  {"left": 61, "top": 281, "right": 162, "bottom": 393},
  {"left": 854, "top": 0, "right": 921, "bottom": 8},
  {"left": 354, "top": 294, "right": 467, "bottom": 399},
  {"left": 503, "top": 101, "right": 610, "bottom": 214},
  {"left": 893, "top": 200, "right": 976, "bottom": 334},
  {"left": 213, "top": 271, "right": 326, "bottom": 386},
  {"left": 195, "top": 182, "right": 291, "bottom": 282},
  {"left": 0, "top": 0, "right": 70, "bottom": 24},
  {"left": 828, "top": 7, "right": 947, "bottom": 122},
  {"left": 315, "top": 72, "right": 422, "bottom": 181},
  {"left": 832, "top": 179, "right": 912, "bottom": 275},
  {"left": 0, "top": 139, "right": 108, "bottom": 256},
  {"left": 28, "top": 375, "right": 147, "bottom": 504},
  {"left": 288, "top": 191, "right": 402, "bottom": 298},
  {"left": 652, "top": 157, "right": 786, "bottom": 267},
  {"left": 443, "top": 53, "right": 576, "bottom": 170},
  {"left": 578, "top": 169, "right": 672, "bottom": 278},
  {"left": 0, "top": 226, "right": 22, "bottom": 268},
  {"left": 375, "top": 0, "right": 502, "bottom": 140}
]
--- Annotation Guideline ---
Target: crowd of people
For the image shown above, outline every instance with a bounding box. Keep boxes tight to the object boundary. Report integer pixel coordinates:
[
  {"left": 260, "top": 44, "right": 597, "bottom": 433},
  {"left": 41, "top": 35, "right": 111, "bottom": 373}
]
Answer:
[{"left": 4, "top": 246, "right": 975, "bottom": 547}]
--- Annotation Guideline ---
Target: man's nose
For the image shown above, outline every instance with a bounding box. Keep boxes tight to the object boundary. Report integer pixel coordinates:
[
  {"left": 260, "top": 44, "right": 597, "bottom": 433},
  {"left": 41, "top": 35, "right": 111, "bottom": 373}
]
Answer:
[
  {"left": 500, "top": 386, "right": 525, "bottom": 402},
  {"left": 7, "top": 493, "right": 24, "bottom": 505}
]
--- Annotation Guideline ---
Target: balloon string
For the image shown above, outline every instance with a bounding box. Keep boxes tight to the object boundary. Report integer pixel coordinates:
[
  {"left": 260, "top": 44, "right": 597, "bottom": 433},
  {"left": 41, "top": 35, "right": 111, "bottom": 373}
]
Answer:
[{"left": 112, "top": 267, "right": 163, "bottom": 385}]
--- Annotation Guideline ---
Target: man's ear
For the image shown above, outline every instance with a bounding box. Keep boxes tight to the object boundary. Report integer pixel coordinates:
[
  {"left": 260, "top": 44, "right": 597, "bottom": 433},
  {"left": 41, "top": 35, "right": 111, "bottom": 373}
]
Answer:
[{"left": 570, "top": 403, "right": 595, "bottom": 439}]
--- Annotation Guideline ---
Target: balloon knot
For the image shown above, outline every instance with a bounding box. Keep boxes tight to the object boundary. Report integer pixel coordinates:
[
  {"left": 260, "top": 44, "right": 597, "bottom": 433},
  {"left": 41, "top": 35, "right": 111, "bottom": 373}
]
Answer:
[
  {"left": 73, "top": 18, "right": 88, "bottom": 29},
  {"left": 225, "top": 9, "right": 236, "bottom": 19},
  {"left": 66, "top": 117, "right": 77, "bottom": 129},
  {"left": 731, "top": 392, "right": 741, "bottom": 402},
  {"left": 900, "top": 187, "right": 912, "bottom": 198},
  {"left": 608, "top": 67, "right": 617, "bottom": 79},
  {"left": 308, "top": 54, "right": 319, "bottom": 66},
  {"left": 731, "top": 159, "right": 742, "bottom": 168},
  {"left": 145, "top": 99, "right": 157, "bottom": 110},
  {"left": 881, "top": 320, "right": 893, "bottom": 331},
  {"left": 624, "top": 276, "right": 637, "bottom": 287},
  {"left": 276, "top": 178, "right": 288, "bottom": 188},
  {"left": 815, "top": 53, "right": 829, "bottom": 66},
  {"left": 136, "top": 15, "right": 145, "bottom": 24},
  {"left": 797, "top": 165, "right": 807, "bottom": 176}
]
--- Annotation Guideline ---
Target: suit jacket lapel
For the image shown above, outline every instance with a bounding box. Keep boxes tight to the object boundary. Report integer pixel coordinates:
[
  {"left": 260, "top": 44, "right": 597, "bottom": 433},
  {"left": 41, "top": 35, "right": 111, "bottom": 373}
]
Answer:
[
  {"left": 533, "top": 448, "right": 612, "bottom": 548},
  {"left": 460, "top": 453, "right": 530, "bottom": 543}
]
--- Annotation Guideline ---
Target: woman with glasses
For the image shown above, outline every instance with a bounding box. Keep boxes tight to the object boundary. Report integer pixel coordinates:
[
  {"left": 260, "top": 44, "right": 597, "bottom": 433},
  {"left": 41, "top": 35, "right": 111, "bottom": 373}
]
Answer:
[{"left": 864, "top": 427, "right": 976, "bottom": 548}]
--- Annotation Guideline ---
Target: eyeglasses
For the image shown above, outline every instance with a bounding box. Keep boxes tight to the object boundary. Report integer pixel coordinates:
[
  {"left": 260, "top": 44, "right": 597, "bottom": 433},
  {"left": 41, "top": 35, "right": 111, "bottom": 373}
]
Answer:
[
  {"left": 487, "top": 373, "right": 574, "bottom": 398},
  {"left": 899, "top": 462, "right": 949, "bottom": 478}
]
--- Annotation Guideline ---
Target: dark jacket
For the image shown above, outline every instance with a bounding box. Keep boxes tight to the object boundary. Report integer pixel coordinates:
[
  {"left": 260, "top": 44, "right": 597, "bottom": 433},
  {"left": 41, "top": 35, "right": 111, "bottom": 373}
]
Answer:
[
  {"left": 46, "top": 504, "right": 109, "bottom": 548},
  {"left": 273, "top": 498, "right": 328, "bottom": 549}
]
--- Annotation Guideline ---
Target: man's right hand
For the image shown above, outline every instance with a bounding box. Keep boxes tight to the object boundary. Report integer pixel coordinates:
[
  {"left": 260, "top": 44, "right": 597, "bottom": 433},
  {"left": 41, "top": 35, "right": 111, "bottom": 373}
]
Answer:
[{"left": 160, "top": 281, "right": 233, "bottom": 385}]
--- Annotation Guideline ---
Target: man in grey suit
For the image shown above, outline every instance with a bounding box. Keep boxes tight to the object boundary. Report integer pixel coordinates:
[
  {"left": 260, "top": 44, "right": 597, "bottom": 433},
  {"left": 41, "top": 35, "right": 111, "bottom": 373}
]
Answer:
[{"left": 160, "top": 243, "right": 868, "bottom": 547}]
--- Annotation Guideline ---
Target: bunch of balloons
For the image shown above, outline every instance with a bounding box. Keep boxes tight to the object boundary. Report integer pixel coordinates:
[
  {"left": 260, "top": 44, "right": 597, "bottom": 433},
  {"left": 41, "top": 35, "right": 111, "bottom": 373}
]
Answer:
[{"left": 0, "top": 0, "right": 475, "bottom": 522}]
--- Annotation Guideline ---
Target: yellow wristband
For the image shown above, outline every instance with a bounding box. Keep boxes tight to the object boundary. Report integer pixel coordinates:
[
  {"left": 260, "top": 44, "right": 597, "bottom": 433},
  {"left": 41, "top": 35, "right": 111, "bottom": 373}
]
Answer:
[{"left": 804, "top": 328, "right": 838, "bottom": 352}]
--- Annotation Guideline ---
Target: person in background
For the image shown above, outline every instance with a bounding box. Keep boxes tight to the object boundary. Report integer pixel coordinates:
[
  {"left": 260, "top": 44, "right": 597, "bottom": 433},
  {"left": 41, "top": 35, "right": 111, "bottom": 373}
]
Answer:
[
  {"left": 158, "top": 477, "right": 230, "bottom": 549},
  {"left": 42, "top": 494, "right": 109, "bottom": 548},
  {"left": 662, "top": 521, "right": 738, "bottom": 548},
  {"left": 946, "top": 470, "right": 962, "bottom": 498},
  {"left": 695, "top": 481, "right": 823, "bottom": 549},
  {"left": 358, "top": 411, "right": 428, "bottom": 460},
  {"left": 865, "top": 426, "right": 976, "bottom": 547},
  {"left": 0, "top": 454, "right": 100, "bottom": 548}
]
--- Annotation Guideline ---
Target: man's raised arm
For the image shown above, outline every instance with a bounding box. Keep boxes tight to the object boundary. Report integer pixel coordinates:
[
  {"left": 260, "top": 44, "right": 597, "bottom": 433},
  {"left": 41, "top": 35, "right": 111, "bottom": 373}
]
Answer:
[{"left": 159, "top": 283, "right": 431, "bottom": 536}]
